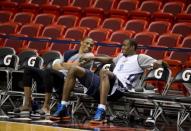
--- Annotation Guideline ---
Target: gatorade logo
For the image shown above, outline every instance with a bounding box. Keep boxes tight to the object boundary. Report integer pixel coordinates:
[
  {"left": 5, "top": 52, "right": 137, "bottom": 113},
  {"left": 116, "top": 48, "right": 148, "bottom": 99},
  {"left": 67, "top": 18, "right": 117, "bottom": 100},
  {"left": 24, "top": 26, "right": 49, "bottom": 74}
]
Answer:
[
  {"left": 52, "top": 59, "right": 62, "bottom": 66},
  {"left": 3, "top": 55, "right": 12, "bottom": 66},
  {"left": 102, "top": 64, "right": 111, "bottom": 71},
  {"left": 182, "top": 70, "right": 191, "bottom": 81},
  {"left": 154, "top": 68, "right": 164, "bottom": 79},
  {"left": 28, "top": 57, "right": 37, "bottom": 67}
]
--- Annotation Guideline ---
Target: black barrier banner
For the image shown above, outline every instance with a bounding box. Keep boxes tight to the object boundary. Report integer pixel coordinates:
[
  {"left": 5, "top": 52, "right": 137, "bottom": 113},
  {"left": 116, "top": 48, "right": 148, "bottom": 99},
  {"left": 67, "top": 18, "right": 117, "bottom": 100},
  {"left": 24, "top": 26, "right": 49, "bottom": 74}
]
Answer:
[{"left": 0, "top": 34, "right": 191, "bottom": 52}]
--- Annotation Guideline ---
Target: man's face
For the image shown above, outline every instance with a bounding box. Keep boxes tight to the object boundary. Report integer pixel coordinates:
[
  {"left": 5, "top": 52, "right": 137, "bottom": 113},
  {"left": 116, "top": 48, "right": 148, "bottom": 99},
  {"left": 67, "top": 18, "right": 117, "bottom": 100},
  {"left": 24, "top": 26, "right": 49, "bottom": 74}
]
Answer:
[
  {"left": 80, "top": 38, "right": 94, "bottom": 53},
  {"left": 121, "top": 40, "right": 134, "bottom": 55}
]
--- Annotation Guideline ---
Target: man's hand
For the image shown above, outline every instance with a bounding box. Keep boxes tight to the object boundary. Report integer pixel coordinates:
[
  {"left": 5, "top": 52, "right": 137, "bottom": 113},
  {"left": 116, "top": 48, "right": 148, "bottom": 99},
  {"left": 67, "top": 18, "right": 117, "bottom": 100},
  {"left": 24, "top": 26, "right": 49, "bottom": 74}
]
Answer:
[
  {"left": 152, "top": 60, "right": 169, "bottom": 69},
  {"left": 79, "top": 56, "right": 94, "bottom": 65}
]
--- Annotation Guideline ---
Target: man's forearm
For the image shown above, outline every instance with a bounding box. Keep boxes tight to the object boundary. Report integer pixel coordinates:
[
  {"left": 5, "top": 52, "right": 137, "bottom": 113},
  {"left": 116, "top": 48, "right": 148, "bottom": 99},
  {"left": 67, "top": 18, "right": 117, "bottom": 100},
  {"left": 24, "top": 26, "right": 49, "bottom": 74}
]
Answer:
[
  {"left": 53, "top": 62, "right": 79, "bottom": 70},
  {"left": 92, "top": 56, "right": 113, "bottom": 64},
  {"left": 153, "top": 60, "right": 169, "bottom": 69}
]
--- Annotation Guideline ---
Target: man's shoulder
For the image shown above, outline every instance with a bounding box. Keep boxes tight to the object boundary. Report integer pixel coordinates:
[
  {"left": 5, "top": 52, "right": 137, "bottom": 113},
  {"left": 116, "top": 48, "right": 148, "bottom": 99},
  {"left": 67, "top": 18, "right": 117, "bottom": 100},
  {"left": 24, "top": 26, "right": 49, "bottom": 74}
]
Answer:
[
  {"left": 84, "top": 52, "right": 94, "bottom": 56},
  {"left": 64, "top": 50, "right": 79, "bottom": 62},
  {"left": 64, "top": 50, "right": 78, "bottom": 55},
  {"left": 137, "top": 53, "right": 153, "bottom": 59}
]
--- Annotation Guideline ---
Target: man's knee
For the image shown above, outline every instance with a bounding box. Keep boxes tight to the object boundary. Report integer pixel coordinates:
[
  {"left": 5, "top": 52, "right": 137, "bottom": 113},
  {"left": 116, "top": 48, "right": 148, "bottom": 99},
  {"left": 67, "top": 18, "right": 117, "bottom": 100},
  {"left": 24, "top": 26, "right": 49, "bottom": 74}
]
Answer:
[
  {"left": 67, "top": 65, "right": 82, "bottom": 77},
  {"left": 99, "top": 69, "right": 110, "bottom": 78},
  {"left": 24, "top": 67, "right": 33, "bottom": 74}
]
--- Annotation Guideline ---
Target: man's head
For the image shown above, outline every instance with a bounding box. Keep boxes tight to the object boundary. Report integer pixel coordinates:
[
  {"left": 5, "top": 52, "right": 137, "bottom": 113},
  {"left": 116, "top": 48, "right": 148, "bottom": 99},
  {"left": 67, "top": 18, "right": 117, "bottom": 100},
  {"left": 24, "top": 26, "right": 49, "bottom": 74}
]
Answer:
[
  {"left": 122, "top": 39, "right": 137, "bottom": 56},
  {"left": 79, "top": 37, "right": 94, "bottom": 53}
]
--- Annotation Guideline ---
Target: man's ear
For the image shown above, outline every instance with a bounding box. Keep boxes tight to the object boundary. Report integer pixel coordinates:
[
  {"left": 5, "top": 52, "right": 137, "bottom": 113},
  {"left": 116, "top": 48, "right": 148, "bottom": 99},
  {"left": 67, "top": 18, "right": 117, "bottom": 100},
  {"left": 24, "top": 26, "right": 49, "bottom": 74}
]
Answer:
[{"left": 131, "top": 45, "right": 135, "bottom": 50}]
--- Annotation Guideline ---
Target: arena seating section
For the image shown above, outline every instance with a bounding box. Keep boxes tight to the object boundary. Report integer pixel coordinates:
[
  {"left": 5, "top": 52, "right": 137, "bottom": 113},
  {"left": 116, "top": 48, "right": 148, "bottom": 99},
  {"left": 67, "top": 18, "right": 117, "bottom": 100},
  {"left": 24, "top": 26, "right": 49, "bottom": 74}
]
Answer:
[{"left": 0, "top": 0, "right": 191, "bottom": 127}]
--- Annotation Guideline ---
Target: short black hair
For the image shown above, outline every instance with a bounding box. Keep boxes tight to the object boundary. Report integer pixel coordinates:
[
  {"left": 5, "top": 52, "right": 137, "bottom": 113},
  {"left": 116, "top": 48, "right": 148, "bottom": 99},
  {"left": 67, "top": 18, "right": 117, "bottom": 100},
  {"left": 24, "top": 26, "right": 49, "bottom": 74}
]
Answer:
[
  {"left": 124, "top": 39, "right": 137, "bottom": 50},
  {"left": 83, "top": 37, "right": 93, "bottom": 41}
]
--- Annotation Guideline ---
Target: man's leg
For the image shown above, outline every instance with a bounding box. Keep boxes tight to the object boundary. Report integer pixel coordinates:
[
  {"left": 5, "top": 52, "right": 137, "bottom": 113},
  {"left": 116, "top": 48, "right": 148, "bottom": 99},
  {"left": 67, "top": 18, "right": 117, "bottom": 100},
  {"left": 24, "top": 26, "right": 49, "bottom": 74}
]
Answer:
[
  {"left": 62, "top": 66, "right": 86, "bottom": 101},
  {"left": 22, "top": 86, "right": 32, "bottom": 110},
  {"left": 51, "top": 65, "right": 86, "bottom": 120},
  {"left": 14, "top": 67, "right": 45, "bottom": 114},
  {"left": 40, "top": 93, "right": 51, "bottom": 114},
  {"left": 99, "top": 70, "right": 115, "bottom": 105},
  {"left": 13, "top": 67, "right": 34, "bottom": 113},
  {"left": 40, "top": 68, "right": 64, "bottom": 116},
  {"left": 91, "top": 69, "right": 115, "bottom": 122}
]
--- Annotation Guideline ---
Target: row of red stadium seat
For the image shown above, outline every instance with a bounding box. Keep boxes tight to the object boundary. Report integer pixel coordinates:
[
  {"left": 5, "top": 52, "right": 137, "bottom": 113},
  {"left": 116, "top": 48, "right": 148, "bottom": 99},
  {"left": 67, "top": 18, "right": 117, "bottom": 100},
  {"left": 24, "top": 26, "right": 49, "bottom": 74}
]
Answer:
[
  {"left": 0, "top": 0, "right": 191, "bottom": 22},
  {"left": 0, "top": 21, "right": 191, "bottom": 47},
  {"left": 0, "top": 30, "right": 191, "bottom": 61},
  {"left": 1, "top": 14, "right": 191, "bottom": 38}
]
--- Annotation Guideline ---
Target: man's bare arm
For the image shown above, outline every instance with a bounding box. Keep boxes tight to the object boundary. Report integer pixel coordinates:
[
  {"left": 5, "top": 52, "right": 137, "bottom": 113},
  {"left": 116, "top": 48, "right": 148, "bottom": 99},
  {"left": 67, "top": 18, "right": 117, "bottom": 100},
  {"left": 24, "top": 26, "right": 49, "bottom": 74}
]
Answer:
[
  {"left": 152, "top": 60, "right": 168, "bottom": 69},
  {"left": 53, "top": 62, "right": 80, "bottom": 70},
  {"left": 81, "top": 56, "right": 114, "bottom": 64}
]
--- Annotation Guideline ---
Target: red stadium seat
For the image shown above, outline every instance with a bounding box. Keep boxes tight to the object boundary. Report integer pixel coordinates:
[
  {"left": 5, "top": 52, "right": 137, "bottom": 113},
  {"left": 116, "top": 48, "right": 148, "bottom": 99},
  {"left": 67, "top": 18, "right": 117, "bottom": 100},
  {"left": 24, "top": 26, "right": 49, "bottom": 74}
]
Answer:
[
  {"left": 41, "top": 25, "right": 65, "bottom": 39},
  {"left": 109, "top": 30, "right": 134, "bottom": 44},
  {"left": 56, "top": 15, "right": 79, "bottom": 28},
  {"left": 101, "top": 17, "right": 125, "bottom": 31},
  {"left": 64, "top": 27, "right": 87, "bottom": 40},
  {"left": 95, "top": 42, "right": 121, "bottom": 56},
  {"left": 110, "top": 0, "right": 139, "bottom": 19},
  {"left": 176, "top": 4, "right": 191, "bottom": 22},
  {"left": 0, "top": 1, "right": 18, "bottom": 12},
  {"left": 129, "top": 0, "right": 162, "bottom": 20},
  {"left": 63, "top": 0, "right": 93, "bottom": 16},
  {"left": 2, "top": 34, "right": 28, "bottom": 51},
  {"left": 153, "top": 2, "right": 185, "bottom": 22},
  {"left": 170, "top": 51, "right": 191, "bottom": 63},
  {"left": 87, "top": 28, "right": 111, "bottom": 42},
  {"left": 134, "top": 31, "right": 158, "bottom": 46},
  {"left": 163, "top": 58, "right": 183, "bottom": 76},
  {"left": 19, "top": 23, "right": 43, "bottom": 37},
  {"left": 52, "top": 26, "right": 87, "bottom": 53},
  {"left": 97, "top": 30, "right": 134, "bottom": 56},
  {"left": 51, "top": 36, "right": 74, "bottom": 54},
  {"left": 88, "top": 28, "right": 112, "bottom": 55},
  {"left": 78, "top": 16, "right": 101, "bottom": 30},
  {"left": 0, "top": 10, "right": 13, "bottom": 23},
  {"left": 145, "top": 48, "right": 170, "bottom": 60},
  {"left": 52, "top": 24, "right": 85, "bottom": 52},
  {"left": 12, "top": 12, "right": 34, "bottom": 25},
  {"left": 155, "top": 33, "right": 182, "bottom": 48},
  {"left": 33, "top": 13, "right": 56, "bottom": 26},
  {"left": 41, "top": 0, "right": 71, "bottom": 15},
  {"left": 171, "top": 22, "right": 191, "bottom": 37},
  {"left": 0, "top": 22, "right": 19, "bottom": 34},
  {"left": 181, "top": 35, "right": 191, "bottom": 48},
  {"left": 51, "top": 0, "right": 71, "bottom": 7},
  {"left": 124, "top": 19, "right": 148, "bottom": 33},
  {"left": 25, "top": 25, "right": 65, "bottom": 53},
  {"left": 27, "top": 37, "right": 51, "bottom": 55},
  {"left": 20, "top": 0, "right": 49, "bottom": 13},
  {"left": 147, "top": 21, "right": 171, "bottom": 35},
  {"left": 85, "top": 0, "right": 118, "bottom": 17},
  {"left": 10, "top": 0, "right": 28, "bottom": 4}
]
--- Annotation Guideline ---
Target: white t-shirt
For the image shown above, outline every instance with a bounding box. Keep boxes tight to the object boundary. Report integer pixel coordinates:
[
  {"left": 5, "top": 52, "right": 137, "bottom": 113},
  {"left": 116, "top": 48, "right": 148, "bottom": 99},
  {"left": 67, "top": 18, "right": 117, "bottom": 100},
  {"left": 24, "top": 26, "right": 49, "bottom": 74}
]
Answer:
[
  {"left": 110, "top": 53, "right": 156, "bottom": 94},
  {"left": 59, "top": 52, "right": 94, "bottom": 75}
]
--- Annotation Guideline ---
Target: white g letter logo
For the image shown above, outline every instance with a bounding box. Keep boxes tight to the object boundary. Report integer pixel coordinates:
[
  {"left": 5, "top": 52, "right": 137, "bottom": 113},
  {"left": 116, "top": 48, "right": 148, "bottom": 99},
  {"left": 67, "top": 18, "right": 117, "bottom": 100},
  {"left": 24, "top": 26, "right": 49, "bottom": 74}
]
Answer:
[
  {"left": 182, "top": 70, "right": 191, "bottom": 81},
  {"left": 28, "top": 57, "right": 36, "bottom": 67},
  {"left": 4, "top": 55, "right": 12, "bottom": 66},
  {"left": 154, "top": 68, "right": 164, "bottom": 79},
  {"left": 102, "top": 64, "right": 111, "bottom": 71}
]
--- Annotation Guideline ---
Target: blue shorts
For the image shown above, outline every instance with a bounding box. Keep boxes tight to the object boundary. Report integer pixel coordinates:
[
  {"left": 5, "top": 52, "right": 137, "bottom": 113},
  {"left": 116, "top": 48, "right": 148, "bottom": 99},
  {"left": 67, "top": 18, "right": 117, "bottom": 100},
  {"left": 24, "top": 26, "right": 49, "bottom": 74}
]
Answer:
[{"left": 78, "top": 69, "right": 124, "bottom": 101}]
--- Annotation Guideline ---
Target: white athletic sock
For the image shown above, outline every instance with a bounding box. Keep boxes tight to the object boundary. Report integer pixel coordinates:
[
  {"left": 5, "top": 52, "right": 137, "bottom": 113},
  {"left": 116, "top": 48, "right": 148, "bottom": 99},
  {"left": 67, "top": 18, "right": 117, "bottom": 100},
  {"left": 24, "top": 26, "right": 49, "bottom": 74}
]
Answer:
[
  {"left": 61, "top": 101, "right": 69, "bottom": 107},
  {"left": 98, "top": 104, "right": 106, "bottom": 110}
]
